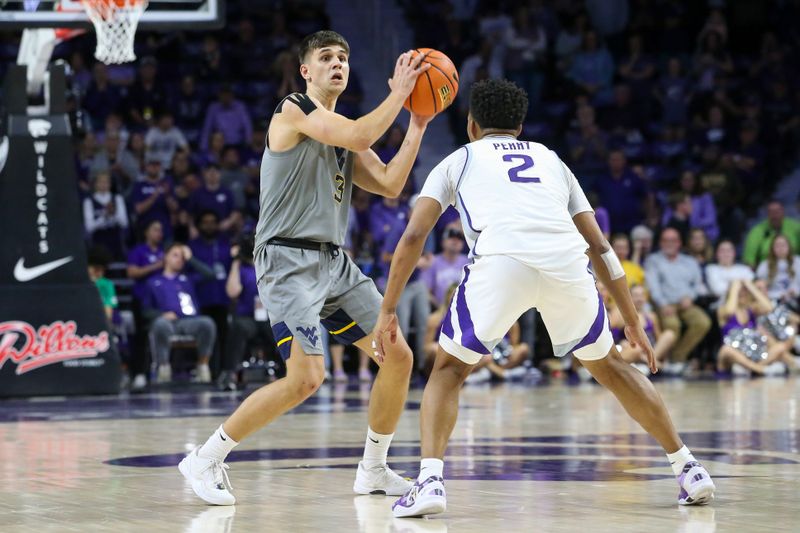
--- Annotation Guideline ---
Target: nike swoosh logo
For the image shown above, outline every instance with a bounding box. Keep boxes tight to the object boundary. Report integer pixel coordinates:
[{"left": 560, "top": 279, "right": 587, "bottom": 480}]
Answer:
[
  {"left": 369, "top": 437, "right": 379, "bottom": 444},
  {"left": 13, "top": 256, "right": 74, "bottom": 282},
  {"left": 220, "top": 434, "right": 227, "bottom": 441}
]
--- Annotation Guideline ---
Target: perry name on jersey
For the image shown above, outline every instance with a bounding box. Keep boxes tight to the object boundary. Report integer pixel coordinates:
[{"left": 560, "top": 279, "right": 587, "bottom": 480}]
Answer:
[{"left": 420, "top": 135, "right": 594, "bottom": 282}]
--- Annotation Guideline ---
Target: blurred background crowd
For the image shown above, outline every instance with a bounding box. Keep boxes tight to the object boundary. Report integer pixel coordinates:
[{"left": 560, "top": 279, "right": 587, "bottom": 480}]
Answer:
[{"left": 2, "top": 0, "right": 798, "bottom": 391}]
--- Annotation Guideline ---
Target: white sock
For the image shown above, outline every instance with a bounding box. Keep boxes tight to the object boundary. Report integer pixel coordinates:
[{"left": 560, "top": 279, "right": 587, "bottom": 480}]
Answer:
[
  {"left": 666, "top": 445, "right": 696, "bottom": 476},
  {"left": 198, "top": 425, "right": 238, "bottom": 462},
  {"left": 418, "top": 458, "right": 444, "bottom": 482},
  {"left": 362, "top": 427, "right": 393, "bottom": 468}
]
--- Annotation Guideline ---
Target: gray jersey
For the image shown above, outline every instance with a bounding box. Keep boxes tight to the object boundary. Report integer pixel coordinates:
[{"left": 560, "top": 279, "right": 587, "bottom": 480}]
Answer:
[{"left": 254, "top": 96, "right": 354, "bottom": 257}]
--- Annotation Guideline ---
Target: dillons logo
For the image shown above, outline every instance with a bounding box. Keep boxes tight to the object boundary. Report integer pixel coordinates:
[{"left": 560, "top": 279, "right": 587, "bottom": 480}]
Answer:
[{"left": 0, "top": 320, "right": 110, "bottom": 375}]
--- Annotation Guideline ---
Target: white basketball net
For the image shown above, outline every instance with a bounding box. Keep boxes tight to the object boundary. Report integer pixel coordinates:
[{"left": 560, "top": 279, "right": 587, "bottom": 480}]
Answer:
[{"left": 81, "top": 0, "right": 148, "bottom": 64}]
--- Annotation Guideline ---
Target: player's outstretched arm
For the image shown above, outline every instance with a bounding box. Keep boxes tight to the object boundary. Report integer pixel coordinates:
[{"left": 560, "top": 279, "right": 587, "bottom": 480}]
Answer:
[
  {"left": 277, "top": 52, "right": 430, "bottom": 152},
  {"left": 373, "top": 197, "right": 441, "bottom": 357},
  {"left": 573, "top": 211, "right": 658, "bottom": 373},
  {"left": 352, "top": 113, "right": 433, "bottom": 197}
]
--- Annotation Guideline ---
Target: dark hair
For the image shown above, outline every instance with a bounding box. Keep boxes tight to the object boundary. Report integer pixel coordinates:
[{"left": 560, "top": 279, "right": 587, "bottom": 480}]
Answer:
[
  {"left": 298, "top": 30, "right": 350, "bottom": 63},
  {"left": 469, "top": 79, "right": 528, "bottom": 130},
  {"left": 195, "top": 209, "right": 219, "bottom": 227},
  {"left": 87, "top": 245, "right": 112, "bottom": 269},
  {"left": 236, "top": 233, "right": 256, "bottom": 264},
  {"left": 165, "top": 242, "right": 185, "bottom": 256},
  {"left": 141, "top": 219, "right": 163, "bottom": 240}
]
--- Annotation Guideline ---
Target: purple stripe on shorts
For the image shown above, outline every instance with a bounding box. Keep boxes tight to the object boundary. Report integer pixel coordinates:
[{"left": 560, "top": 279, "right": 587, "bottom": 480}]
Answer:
[
  {"left": 571, "top": 291, "right": 606, "bottom": 352},
  {"left": 455, "top": 265, "right": 490, "bottom": 355},
  {"left": 441, "top": 306, "right": 454, "bottom": 339}
]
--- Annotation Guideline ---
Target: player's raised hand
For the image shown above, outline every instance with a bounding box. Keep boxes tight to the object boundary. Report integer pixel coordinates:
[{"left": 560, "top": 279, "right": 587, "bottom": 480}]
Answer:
[
  {"left": 371, "top": 310, "right": 399, "bottom": 363},
  {"left": 410, "top": 112, "right": 435, "bottom": 128},
  {"left": 625, "top": 324, "right": 658, "bottom": 374},
  {"left": 388, "top": 50, "right": 431, "bottom": 98}
]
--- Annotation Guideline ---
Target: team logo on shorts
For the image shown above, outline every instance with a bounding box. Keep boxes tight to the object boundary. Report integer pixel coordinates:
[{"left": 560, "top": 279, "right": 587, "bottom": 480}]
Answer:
[{"left": 296, "top": 326, "right": 319, "bottom": 346}]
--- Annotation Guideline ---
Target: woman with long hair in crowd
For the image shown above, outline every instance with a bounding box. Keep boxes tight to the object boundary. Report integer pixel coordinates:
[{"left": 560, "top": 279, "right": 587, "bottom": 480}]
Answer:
[
  {"left": 755, "top": 234, "right": 800, "bottom": 302},
  {"left": 687, "top": 228, "right": 714, "bottom": 270}
]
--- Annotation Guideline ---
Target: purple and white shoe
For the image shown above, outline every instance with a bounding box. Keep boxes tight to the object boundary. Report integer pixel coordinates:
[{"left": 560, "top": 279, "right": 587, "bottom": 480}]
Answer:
[
  {"left": 392, "top": 475, "right": 446, "bottom": 518},
  {"left": 677, "top": 461, "right": 715, "bottom": 505}
]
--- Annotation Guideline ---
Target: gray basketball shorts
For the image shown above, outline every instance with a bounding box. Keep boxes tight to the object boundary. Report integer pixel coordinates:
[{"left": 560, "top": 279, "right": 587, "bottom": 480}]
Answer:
[{"left": 255, "top": 244, "right": 382, "bottom": 359}]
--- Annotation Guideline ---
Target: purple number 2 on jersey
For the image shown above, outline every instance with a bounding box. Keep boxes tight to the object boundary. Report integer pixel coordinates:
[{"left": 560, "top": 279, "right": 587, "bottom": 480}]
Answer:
[{"left": 502, "top": 154, "right": 540, "bottom": 183}]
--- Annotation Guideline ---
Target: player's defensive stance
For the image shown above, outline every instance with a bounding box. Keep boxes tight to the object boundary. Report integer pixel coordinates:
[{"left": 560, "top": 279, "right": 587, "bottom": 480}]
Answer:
[
  {"left": 179, "top": 31, "right": 433, "bottom": 505},
  {"left": 373, "top": 79, "right": 716, "bottom": 517}
]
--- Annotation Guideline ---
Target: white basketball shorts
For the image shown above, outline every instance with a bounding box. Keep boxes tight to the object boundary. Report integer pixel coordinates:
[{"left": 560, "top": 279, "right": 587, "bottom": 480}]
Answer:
[{"left": 438, "top": 254, "right": 612, "bottom": 365}]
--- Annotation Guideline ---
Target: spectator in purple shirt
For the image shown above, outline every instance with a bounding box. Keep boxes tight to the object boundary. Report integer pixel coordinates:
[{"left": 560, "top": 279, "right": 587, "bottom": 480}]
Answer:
[
  {"left": 188, "top": 210, "right": 231, "bottom": 373},
  {"left": 200, "top": 84, "right": 253, "bottom": 150},
  {"left": 369, "top": 196, "right": 409, "bottom": 255},
  {"left": 172, "top": 75, "right": 206, "bottom": 145},
  {"left": 381, "top": 205, "right": 433, "bottom": 372},
  {"left": 129, "top": 153, "right": 178, "bottom": 238},
  {"left": 661, "top": 170, "right": 718, "bottom": 242},
  {"left": 125, "top": 219, "right": 164, "bottom": 389},
  {"left": 567, "top": 104, "right": 609, "bottom": 187},
  {"left": 595, "top": 149, "right": 651, "bottom": 233},
  {"left": 193, "top": 131, "right": 226, "bottom": 169},
  {"left": 187, "top": 164, "right": 241, "bottom": 234},
  {"left": 421, "top": 226, "right": 470, "bottom": 306},
  {"left": 223, "top": 236, "right": 279, "bottom": 391},
  {"left": 144, "top": 243, "right": 216, "bottom": 385},
  {"left": 567, "top": 30, "right": 615, "bottom": 101}
]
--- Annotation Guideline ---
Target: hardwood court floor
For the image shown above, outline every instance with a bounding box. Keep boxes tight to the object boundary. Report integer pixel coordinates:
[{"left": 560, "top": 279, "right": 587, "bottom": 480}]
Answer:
[{"left": 1, "top": 377, "right": 798, "bottom": 532}]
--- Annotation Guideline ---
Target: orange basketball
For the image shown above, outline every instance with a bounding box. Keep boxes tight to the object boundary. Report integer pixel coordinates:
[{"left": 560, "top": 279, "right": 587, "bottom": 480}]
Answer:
[{"left": 403, "top": 48, "right": 459, "bottom": 117}]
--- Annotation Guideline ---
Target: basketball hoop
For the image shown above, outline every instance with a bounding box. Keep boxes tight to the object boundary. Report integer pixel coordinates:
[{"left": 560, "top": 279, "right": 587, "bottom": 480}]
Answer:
[{"left": 80, "top": 0, "right": 148, "bottom": 64}]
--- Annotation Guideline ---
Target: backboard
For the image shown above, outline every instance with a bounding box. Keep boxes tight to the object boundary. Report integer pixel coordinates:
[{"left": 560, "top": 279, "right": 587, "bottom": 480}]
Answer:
[{"left": 0, "top": 0, "right": 225, "bottom": 29}]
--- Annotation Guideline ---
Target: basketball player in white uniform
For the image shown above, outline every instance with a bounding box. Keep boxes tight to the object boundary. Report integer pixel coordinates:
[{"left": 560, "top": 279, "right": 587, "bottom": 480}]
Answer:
[{"left": 375, "top": 79, "right": 716, "bottom": 517}]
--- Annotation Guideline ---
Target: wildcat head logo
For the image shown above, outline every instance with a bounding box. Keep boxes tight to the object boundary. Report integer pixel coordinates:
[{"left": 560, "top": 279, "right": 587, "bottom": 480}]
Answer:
[
  {"left": 296, "top": 326, "right": 319, "bottom": 346},
  {"left": 27, "top": 119, "right": 52, "bottom": 138}
]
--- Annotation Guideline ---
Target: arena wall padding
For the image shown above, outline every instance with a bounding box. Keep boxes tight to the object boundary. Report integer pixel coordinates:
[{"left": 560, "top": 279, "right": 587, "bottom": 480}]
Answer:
[{"left": 0, "top": 65, "right": 121, "bottom": 397}]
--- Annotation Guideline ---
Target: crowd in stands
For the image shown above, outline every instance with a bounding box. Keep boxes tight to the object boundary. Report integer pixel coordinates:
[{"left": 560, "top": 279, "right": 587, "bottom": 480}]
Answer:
[{"left": 3, "top": 0, "right": 798, "bottom": 389}]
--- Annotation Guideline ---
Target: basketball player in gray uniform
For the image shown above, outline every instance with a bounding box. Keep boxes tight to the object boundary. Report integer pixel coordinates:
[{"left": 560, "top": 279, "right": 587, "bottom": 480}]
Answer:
[{"left": 179, "top": 31, "right": 434, "bottom": 505}]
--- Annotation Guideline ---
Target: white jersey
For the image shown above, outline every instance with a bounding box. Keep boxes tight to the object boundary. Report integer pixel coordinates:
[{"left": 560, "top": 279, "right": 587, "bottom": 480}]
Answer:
[{"left": 420, "top": 135, "right": 593, "bottom": 282}]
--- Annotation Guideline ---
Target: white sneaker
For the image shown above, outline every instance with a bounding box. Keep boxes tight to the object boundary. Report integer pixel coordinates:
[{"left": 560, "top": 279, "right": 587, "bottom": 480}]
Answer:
[
  {"left": 132, "top": 373, "right": 147, "bottom": 390},
  {"left": 157, "top": 364, "right": 172, "bottom": 384},
  {"left": 353, "top": 461, "right": 412, "bottom": 496},
  {"left": 178, "top": 447, "right": 236, "bottom": 505},
  {"left": 731, "top": 363, "right": 751, "bottom": 376},
  {"left": 194, "top": 364, "right": 212, "bottom": 383},
  {"left": 763, "top": 362, "right": 787, "bottom": 376},
  {"left": 663, "top": 362, "right": 686, "bottom": 376},
  {"left": 392, "top": 475, "right": 446, "bottom": 518},
  {"left": 677, "top": 461, "right": 715, "bottom": 506}
]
